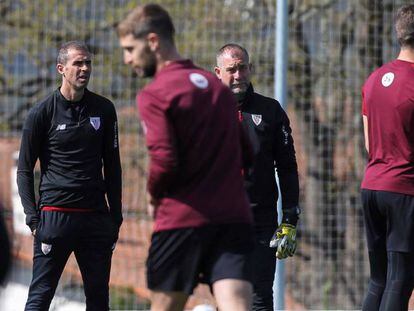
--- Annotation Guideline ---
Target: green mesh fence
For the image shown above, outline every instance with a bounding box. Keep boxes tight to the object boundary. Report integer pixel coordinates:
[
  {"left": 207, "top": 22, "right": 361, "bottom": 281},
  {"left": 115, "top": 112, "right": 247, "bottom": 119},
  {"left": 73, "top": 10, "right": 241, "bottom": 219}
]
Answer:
[{"left": 0, "top": 0, "right": 408, "bottom": 309}]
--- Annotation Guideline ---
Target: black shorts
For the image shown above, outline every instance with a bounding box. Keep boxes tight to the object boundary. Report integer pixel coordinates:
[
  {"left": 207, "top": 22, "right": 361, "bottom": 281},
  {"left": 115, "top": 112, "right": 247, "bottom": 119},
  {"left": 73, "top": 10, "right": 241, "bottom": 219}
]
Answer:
[
  {"left": 146, "top": 223, "right": 254, "bottom": 295},
  {"left": 361, "top": 189, "right": 414, "bottom": 252}
]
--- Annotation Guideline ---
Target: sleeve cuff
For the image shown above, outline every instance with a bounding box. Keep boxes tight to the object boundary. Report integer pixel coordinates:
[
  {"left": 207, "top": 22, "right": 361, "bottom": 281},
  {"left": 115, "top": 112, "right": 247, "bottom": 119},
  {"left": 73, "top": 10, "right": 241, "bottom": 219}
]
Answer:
[
  {"left": 28, "top": 221, "right": 39, "bottom": 232},
  {"left": 281, "top": 206, "right": 301, "bottom": 226}
]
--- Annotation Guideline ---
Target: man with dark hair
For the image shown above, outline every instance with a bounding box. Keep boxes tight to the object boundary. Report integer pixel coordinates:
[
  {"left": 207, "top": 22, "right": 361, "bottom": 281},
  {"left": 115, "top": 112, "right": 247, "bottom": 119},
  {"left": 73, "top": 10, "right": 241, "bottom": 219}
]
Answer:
[
  {"left": 117, "top": 4, "right": 254, "bottom": 311},
  {"left": 361, "top": 5, "right": 414, "bottom": 311},
  {"left": 215, "top": 43, "right": 300, "bottom": 311},
  {"left": 17, "top": 40, "right": 122, "bottom": 311}
]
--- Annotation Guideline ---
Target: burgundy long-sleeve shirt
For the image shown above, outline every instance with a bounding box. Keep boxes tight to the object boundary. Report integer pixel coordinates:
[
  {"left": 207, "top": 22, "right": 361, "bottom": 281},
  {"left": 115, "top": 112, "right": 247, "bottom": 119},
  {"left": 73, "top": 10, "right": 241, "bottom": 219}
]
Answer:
[{"left": 137, "top": 59, "right": 252, "bottom": 232}]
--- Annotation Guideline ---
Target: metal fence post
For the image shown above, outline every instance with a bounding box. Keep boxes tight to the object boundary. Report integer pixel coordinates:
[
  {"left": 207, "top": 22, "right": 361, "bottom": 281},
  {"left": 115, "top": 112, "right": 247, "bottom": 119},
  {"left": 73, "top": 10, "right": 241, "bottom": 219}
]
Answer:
[{"left": 274, "top": 0, "right": 288, "bottom": 310}]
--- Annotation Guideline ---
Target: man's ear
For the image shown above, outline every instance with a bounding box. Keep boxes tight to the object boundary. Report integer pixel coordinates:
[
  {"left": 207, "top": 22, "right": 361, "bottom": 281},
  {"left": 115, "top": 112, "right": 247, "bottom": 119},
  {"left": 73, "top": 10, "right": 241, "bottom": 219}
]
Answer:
[
  {"left": 214, "top": 66, "right": 221, "bottom": 79},
  {"left": 147, "top": 32, "right": 159, "bottom": 52},
  {"left": 56, "top": 64, "right": 64, "bottom": 75}
]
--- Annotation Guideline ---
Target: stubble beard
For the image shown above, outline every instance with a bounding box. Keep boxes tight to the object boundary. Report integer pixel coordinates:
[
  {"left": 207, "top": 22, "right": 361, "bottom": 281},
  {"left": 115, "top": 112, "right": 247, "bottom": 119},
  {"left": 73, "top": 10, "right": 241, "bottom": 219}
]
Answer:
[{"left": 140, "top": 46, "right": 157, "bottom": 78}]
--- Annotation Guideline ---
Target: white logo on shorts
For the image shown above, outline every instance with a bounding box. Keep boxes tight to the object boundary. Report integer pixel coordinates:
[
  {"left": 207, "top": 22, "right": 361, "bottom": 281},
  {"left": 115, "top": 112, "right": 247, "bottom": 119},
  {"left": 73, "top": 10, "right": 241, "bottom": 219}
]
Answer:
[
  {"left": 189, "top": 73, "right": 209, "bottom": 89},
  {"left": 41, "top": 243, "right": 52, "bottom": 255},
  {"left": 381, "top": 72, "right": 395, "bottom": 87}
]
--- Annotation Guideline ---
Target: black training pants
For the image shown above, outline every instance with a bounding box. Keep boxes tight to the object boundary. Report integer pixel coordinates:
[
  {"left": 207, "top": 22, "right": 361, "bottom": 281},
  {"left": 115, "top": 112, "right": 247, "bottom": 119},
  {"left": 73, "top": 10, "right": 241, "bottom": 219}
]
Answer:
[
  {"left": 362, "top": 250, "right": 414, "bottom": 311},
  {"left": 252, "top": 226, "right": 276, "bottom": 311},
  {"left": 25, "top": 210, "right": 115, "bottom": 311}
]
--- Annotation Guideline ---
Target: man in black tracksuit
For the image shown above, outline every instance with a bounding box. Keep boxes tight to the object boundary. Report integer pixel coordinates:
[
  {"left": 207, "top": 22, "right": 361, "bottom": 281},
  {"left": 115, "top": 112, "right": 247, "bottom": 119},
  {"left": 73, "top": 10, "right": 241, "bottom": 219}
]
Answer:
[
  {"left": 215, "top": 44, "right": 300, "bottom": 311},
  {"left": 17, "top": 41, "right": 122, "bottom": 311}
]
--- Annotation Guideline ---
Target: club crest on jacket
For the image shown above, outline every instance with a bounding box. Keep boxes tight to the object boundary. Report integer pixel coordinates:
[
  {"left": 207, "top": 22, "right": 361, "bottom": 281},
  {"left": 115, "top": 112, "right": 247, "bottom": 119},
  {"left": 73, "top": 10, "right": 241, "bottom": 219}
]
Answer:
[
  {"left": 90, "top": 117, "right": 101, "bottom": 130},
  {"left": 252, "top": 114, "right": 262, "bottom": 126}
]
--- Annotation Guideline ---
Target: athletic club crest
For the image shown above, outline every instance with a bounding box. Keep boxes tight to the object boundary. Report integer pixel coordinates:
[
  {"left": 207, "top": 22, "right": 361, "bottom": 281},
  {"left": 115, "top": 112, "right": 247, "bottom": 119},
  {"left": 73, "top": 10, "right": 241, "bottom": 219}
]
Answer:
[
  {"left": 189, "top": 73, "right": 209, "bottom": 89},
  {"left": 41, "top": 243, "right": 52, "bottom": 255},
  {"left": 90, "top": 117, "right": 101, "bottom": 130},
  {"left": 381, "top": 72, "right": 394, "bottom": 87},
  {"left": 252, "top": 114, "right": 262, "bottom": 126}
]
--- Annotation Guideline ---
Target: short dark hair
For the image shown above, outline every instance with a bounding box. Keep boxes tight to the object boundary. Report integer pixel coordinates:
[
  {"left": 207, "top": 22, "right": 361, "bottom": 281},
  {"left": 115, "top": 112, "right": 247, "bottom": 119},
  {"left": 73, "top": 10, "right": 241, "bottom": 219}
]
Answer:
[
  {"left": 395, "top": 5, "right": 414, "bottom": 48},
  {"left": 216, "top": 43, "right": 250, "bottom": 66},
  {"left": 57, "top": 41, "right": 90, "bottom": 65},
  {"left": 117, "top": 4, "right": 175, "bottom": 43}
]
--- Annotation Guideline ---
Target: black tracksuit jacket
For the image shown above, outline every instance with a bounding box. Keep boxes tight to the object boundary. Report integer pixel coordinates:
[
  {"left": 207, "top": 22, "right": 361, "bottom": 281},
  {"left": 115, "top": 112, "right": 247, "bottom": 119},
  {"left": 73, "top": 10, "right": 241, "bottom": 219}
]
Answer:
[
  {"left": 239, "top": 85, "right": 299, "bottom": 227},
  {"left": 17, "top": 88, "right": 122, "bottom": 231}
]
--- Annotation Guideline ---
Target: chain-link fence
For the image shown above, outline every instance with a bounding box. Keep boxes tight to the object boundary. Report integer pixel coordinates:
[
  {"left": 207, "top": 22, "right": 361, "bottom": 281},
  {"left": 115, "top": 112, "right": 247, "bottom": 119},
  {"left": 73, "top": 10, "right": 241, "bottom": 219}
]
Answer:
[{"left": 0, "top": 0, "right": 409, "bottom": 309}]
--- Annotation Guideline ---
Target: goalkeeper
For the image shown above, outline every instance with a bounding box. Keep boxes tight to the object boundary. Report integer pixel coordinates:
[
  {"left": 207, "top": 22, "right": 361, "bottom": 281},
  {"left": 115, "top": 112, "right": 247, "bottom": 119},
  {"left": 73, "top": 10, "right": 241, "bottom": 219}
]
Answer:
[{"left": 215, "top": 44, "right": 300, "bottom": 311}]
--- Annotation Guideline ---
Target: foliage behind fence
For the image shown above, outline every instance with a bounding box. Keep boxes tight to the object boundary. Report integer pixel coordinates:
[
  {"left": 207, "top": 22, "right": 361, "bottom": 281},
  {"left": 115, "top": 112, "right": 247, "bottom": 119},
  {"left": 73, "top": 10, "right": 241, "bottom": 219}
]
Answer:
[{"left": 0, "top": 0, "right": 407, "bottom": 309}]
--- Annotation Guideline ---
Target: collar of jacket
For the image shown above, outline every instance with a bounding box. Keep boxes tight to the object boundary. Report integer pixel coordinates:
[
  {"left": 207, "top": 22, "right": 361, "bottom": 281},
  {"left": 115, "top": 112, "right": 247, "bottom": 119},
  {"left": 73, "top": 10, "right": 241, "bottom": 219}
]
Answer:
[
  {"left": 56, "top": 87, "right": 88, "bottom": 106},
  {"left": 238, "top": 83, "right": 254, "bottom": 108}
]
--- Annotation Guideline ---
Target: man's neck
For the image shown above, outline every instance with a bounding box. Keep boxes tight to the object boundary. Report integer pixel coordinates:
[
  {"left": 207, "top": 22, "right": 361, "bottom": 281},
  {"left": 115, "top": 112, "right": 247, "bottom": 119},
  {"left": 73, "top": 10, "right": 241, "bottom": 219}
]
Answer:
[
  {"left": 156, "top": 46, "right": 183, "bottom": 73},
  {"left": 60, "top": 83, "right": 85, "bottom": 102},
  {"left": 397, "top": 47, "right": 414, "bottom": 63}
]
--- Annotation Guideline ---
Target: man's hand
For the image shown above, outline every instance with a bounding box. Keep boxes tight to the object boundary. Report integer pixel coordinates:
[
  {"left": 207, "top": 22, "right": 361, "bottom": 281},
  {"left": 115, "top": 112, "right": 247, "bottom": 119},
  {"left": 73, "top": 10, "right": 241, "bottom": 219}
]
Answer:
[{"left": 269, "top": 223, "right": 297, "bottom": 259}]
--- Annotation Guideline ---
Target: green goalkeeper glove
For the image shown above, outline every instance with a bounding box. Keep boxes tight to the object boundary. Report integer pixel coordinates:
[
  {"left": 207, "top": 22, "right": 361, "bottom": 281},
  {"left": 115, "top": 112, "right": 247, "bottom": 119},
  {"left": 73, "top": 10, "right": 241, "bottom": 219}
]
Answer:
[{"left": 269, "top": 223, "right": 297, "bottom": 259}]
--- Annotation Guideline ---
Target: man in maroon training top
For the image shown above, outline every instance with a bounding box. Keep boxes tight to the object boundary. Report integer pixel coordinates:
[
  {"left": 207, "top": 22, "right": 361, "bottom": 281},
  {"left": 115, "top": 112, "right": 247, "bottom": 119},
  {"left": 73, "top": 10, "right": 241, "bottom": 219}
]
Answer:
[
  {"left": 117, "top": 4, "right": 254, "bottom": 311},
  {"left": 361, "top": 5, "right": 414, "bottom": 311}
]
